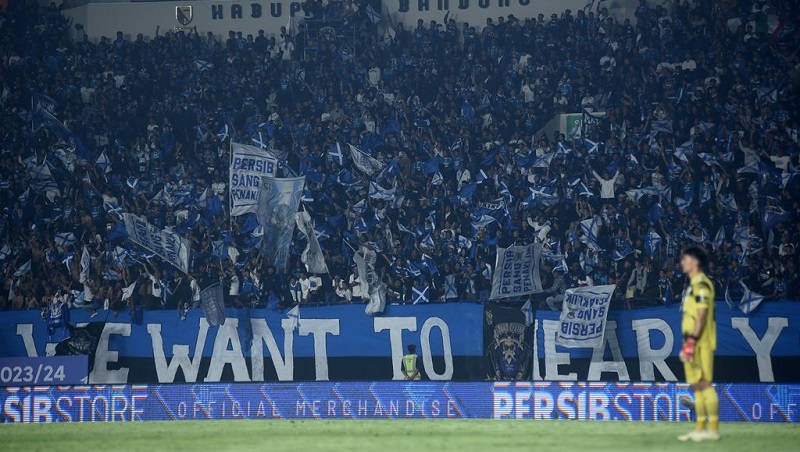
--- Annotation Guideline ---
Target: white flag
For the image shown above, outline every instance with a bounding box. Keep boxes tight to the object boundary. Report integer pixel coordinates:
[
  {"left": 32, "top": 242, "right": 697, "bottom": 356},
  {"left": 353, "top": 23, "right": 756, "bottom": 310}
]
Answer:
[
  {"left": 121, "top": 281, "right": 137, "bottom": 301},
  {"left": 287, "top": 305, "right": 300, "bottom": 331},
  {"left": 79, "top": 246, "right": 90, "bottom": 284},
  {"left": 296, "top": 210, "right": 328, "bottom": 274},
  {"left": 348, "top": 144, "right": 383, "bottom": 176},
  {"left": 556, "top": 285, "right": 615, "bottom": 348}
]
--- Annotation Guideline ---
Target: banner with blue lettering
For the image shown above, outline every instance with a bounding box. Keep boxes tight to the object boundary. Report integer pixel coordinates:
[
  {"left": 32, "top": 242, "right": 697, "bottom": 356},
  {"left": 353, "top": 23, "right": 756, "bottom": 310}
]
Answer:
[
  {"left": 556, "top": 285, "right": 615, "bottom": 348},
  {"left": 123, "top": 213, "right": 191, "bottom": 273},
  {"left": 229, "top": 142, "right": 278, "bottom": 216},
  {"left": 0, "top": 303, "right": 798, "bottom": 384},
  {"left": 490, "top": 244, "right": 543, "bottom": 299}
]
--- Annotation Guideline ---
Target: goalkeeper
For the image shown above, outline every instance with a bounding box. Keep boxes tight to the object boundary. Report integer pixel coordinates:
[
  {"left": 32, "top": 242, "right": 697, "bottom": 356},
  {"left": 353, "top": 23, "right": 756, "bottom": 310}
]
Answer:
[{"left": 677, "top": 246, "right": 720, "bottom": 442}]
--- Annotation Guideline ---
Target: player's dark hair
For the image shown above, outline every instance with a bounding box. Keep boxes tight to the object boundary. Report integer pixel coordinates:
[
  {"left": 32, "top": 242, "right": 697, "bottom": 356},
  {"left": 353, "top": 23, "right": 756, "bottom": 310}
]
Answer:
[{"left": 682, "top": 246, "right": 709, "bottom": 270}]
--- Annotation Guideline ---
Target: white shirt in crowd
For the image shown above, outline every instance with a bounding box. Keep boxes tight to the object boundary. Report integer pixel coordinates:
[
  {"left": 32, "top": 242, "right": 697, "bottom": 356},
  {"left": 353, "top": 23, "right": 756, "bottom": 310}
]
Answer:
[
  {"left": 349, "top": 272, "right": 364, "bottom": 299},
  {"left": 592, "top": 170, "right": 621, "bottom": 199}
]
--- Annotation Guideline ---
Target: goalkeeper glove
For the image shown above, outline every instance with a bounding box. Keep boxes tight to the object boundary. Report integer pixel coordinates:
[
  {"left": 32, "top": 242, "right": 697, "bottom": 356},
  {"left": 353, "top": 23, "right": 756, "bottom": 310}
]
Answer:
[{"left": 680, "top": 337, "right": 697, "bottom": 362}]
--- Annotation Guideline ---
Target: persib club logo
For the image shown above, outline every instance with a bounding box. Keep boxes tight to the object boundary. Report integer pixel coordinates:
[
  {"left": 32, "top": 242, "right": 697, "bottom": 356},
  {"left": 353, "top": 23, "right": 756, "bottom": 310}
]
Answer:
[{"left": 176, "top": 6, "right": 193, "bottom": 26}]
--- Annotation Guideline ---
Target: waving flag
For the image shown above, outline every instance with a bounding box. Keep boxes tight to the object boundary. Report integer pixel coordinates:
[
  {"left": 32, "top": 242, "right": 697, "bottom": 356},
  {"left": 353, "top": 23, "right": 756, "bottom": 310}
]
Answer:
[
  {"left": 348, "top": 144, "right": 382, "bottom": 176},
  {"left": 644, "top": 230, "right": 662, "bottom": 256},
  {"left": 580, "top": 217, "right": 601, "bottom": 250},
  {"left": 674, "top": 197, "right": 691, "bottom": 215},
  {"left": 369, "top": 181, "right": 395, "bottom": 200},
  {"left": 718, "top": 193, "right": 737, "bottom": 212},
  {"left": 762, "top": 205, "right": 789, "bottom": 234},
  {"left": 79, "top": 246, "right": 90, "bottom": 283},
  {"left": 584, "top": 139, "right": 602, "bottom": 155},
  {"left": 412, "top": 284, "right": 430, "bottom": 305},
  {"left": 731, "top": 282, "right": 765, "bottom": 315},
  {"left": 13, "top": 259, "right": 31, "bottom": 277},
  {"left": 95, "top": 151, "right": 112, "bottom": 174},
  {"left": 531, "top": 152, "right": 555, "bottom": 168},
  {"left": 296, "top": 210, "right": 328, "bottom": 274},
  {"left": 200, "top": 283, "right": 226, "bottom": 327},
  {"left": 651, "top": 119, "right": 673, "bottom": 135},
  {"left": 328, "top": 142, "right": 344, "bottom": 166},
  {"left": 257, "top": 176, "right": 305, "bottom": 270},
  {"left": 54, "top": 232, "right": 77, "bottom": 248},
  {"left": 286, "top": 305, "right": 301, "bottom": 331},
  {"left": 29, "top": 163, "right": 52, "bottom": 180},
  {"left": 195, "top": 59, "right": 214, "bottom": 71},
  {"left": 712, "top": 226, "right": 725, "bottom": 251}
]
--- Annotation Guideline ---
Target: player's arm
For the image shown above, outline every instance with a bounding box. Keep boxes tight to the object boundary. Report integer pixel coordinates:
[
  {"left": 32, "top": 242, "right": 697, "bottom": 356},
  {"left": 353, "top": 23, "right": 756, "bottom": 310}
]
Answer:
[{"left": 680, "top": 283, "right": 711, "bottom": 362}]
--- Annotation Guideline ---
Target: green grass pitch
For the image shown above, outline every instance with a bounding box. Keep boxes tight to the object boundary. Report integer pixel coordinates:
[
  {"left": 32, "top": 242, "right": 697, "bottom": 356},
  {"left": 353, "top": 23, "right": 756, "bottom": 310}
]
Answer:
[{"left": 2, "top": 420, "right": 798, "bottom": 452}]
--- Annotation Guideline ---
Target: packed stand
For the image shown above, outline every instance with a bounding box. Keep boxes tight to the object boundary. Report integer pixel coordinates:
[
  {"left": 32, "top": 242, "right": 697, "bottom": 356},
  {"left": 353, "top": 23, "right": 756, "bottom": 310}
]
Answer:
[{"left": 0, "top": 0, "right": 799, "bottom": 318}]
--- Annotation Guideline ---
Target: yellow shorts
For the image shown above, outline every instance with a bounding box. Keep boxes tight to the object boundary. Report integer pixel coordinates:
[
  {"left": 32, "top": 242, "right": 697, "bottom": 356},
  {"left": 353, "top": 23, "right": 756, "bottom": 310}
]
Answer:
[{"left": 684, "top": 343, "right": 714, "bottom": 385}]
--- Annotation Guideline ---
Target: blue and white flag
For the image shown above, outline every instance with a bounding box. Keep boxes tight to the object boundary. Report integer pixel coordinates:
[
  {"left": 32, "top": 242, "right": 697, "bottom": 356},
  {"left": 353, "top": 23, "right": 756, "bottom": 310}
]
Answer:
[
  {"left": 644, "top": 230, "right": 662, "bottom": 256},
  {"left": 286, "top": 305, "right": 300, "bottom": 331},
  {"left": 54, "top": 232, "right": 76, "bottom": 248},
  {"left": 443, "top": 275, "right": 459, "bottom": 300},
  {"left": 95, "top": 151, "right": 112, "bottom": 174},
  {"left": 229, "top": 142, "right": 278, "bottom": 216},
  {"left": 762, "top": 205, "right": 789, "bottom": 234},
  {"left": 612, "top": 245, "right": 634, "bottom": 261},
  {"left": 412, "top": 284, "right": 429, "bottom": 305},
  {"left": 520, "top": 300, "right": 534, "bottom": 327},
  {"left": 126, "top": 176, "right": 140, "bottom": 193},
  {"left": 737, "top": 161, "right": 759, "bottom": 175},
  {"left": 674, "top": 197, "right": 691, "bottom": 215},
  {"left": 584, "top": 139, "right": 602, "bottom": 155},
  {"left": 580, "top": 217, "right": 601, "bottom": 250},
  {"left": 257, "top": 176, "right": 305, "bottom": 270},
  {"left": 556, "top": 285, "right": 616, "bottom": 348},
  {"left": 576, "top": 182, "right": 594, "bottom": 197},
  {"left": 365, "top": 3, "right": 382, "bottom": 23},
  {"left": 674, "top": 141, "right": 693, "bottom": 162},
  {"left": 200, "top": 283, "right": 226, "bottom": 327},
  {"left": 718, "top": 193, "right": 737, "bottom": 212},
  {"left": 712, "top": 226, "right": 725, "bottom": 251},
  {"left": 732, "top": 282, "right": 764, "bottom": 315},
  {"left": 123, "top": 213, "right": 192, "bottom": 273},
  {"left": 13, "top": 260, "right": 31, "bottom": 277},
  {"left": 195, "top": 59, "right": 214, "bottom": 71},
  {"left": 651, "top": 119, "right": 673, "bottom": 135},
  {"left": 531, "top": 152, "right": 555, "bottom": 168},
  {"left": 29, "top": 163, "right": 52, "bottom": 180},
  {"left": 328, "top": 142, "right": 344, "bottom": 166},
  {"left": 369, "top": 181, "right": 395, "bottom": 200},
  {"left": 490, "top": 244, "right": 543, "bottom": 299},
  {"left": 431, "top": 172, "right": 444, "bottom": 186},
  {"left": 471, "top": 214, "right": 496, "bottom": 231},
  {"left": 348, "top": 143, "right": 383, "bottom": 176},
  {"left": 698, "top": 153, "right": 719, "bottom": 168},
  {"left": 296, "top": 210, "right": 328, "bottom": 274}
]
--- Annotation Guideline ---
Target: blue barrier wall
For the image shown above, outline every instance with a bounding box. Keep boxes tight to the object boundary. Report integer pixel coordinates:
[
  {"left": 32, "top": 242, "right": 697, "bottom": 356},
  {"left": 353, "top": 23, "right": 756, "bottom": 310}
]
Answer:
[{"left": 1, "top": 302, "right": 798, "bottom": 383}]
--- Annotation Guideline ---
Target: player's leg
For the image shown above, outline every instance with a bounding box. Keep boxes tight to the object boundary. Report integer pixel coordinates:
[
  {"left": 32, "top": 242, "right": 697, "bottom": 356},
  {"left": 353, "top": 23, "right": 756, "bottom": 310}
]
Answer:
[
  {"left": 678, "top": 360, "right": 706, "bottom": 441},
  {"left": 698, "top": 346, "right": 719, "bottom": 439}
]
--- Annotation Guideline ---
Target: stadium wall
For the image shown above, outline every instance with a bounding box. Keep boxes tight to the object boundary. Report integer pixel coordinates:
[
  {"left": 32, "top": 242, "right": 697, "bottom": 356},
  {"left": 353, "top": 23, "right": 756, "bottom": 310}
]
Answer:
[
  {"left": 1, "top": 382, "right": 798, "bottom": 423},
  {"left": 1, "top": 303, "right": 798, "bottom": 385},
  {"left": 60, "top": 0, "right": 666, "bottom": 41}
]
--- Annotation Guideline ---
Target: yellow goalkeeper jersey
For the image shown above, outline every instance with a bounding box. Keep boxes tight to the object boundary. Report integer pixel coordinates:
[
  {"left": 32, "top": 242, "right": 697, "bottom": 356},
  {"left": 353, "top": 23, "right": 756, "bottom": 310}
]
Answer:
[{"left": 681, "top": 272, "right": 716, "bottom": 350}]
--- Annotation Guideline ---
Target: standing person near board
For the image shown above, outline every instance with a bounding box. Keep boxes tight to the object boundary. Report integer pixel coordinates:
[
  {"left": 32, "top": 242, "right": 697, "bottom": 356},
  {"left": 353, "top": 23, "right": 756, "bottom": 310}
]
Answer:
[
  {"left": 401, "top": 344, "right": 421, "bottom": 380},
  {"left": 677, "top": 246, "right": 720, "bottom": 442}
]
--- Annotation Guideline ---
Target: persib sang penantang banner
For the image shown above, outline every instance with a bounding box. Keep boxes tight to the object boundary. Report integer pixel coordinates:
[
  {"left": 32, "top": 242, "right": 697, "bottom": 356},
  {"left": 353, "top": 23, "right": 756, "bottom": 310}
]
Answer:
[{"left": 0, "top": 303, "right": 798, "bottom": 384}]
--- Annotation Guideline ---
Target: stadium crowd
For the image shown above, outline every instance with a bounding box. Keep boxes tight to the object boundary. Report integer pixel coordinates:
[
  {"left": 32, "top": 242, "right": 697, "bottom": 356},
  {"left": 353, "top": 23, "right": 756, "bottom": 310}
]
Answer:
[{"left": 0, "top": 0, "right": 799, "bottom": 318}]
